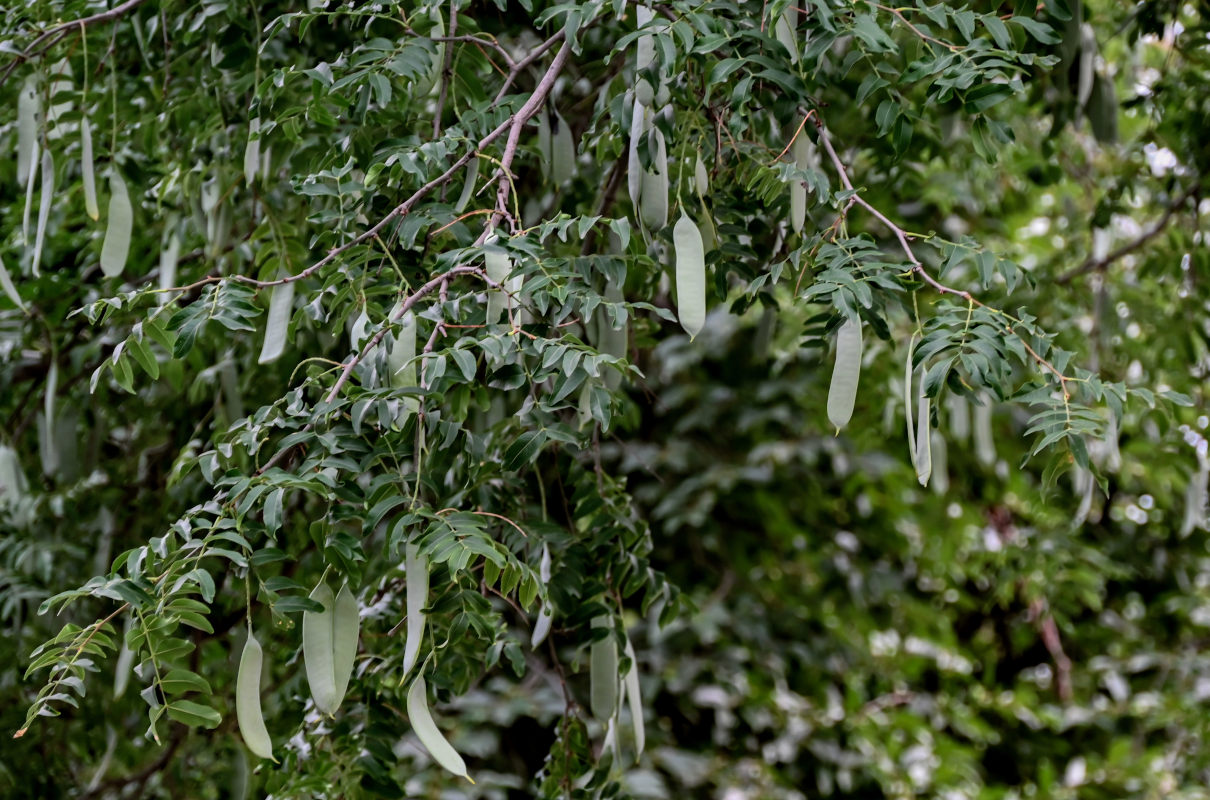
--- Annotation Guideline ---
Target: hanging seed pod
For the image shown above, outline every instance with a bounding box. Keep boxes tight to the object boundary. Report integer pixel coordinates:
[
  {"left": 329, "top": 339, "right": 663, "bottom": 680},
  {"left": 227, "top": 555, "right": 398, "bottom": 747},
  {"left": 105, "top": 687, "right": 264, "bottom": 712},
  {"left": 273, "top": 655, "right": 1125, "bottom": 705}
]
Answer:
[
  {"left": 623, "top": 637, "right": 645, "bottom": 757},
  {"left": 100, "top": 171, "right": 133, "bottom": 278},
  {"left": 790, "top": 131, "right": 816, "bottom": 234},
  {"left": 401, "top": 543, "right": 429, "bottom": 683},
  {"left": 639, "top": 126, "right": 668, "bottom": 230},
  {"left": 257, "top": 277, "right": 294, "bottom": 365},
  {"left": 32, "top": 149, "right": 54, "bottom": 277},
  {"left": 302, "top": 583, "right": 339, "bottom": 715},
  {"left": 244, "top": 118, "right": 261, "bottom": 188},
  {"left": 17, "top": 76, "right": 38, "bottom": 187},
  {"left": 0, "top": 254, "right": 26, "bottom": 312},
  {"left": 531, "top": 543, "right": 554, "bottom": 648},
  {"left": 915, "top": 374, "right": 932, "bottom": 487},
  {"left": 407, "top": 676, "right": 474, "bottom": 782},
  {"left": 331, "top": 583, "right": 360, "bottom": 706},
  {"left": 635, "top": 5, "right": 656, "bottom": 106},
  {"left": 627, "top": 99, "right": 647, "bottom": 214},
  {"left": 454, "top": 157, "right": 480, "bottom": 213},
  {"left": 973, "top": 396, "right": 996, "bottom": 467},
  {"left": 485, "top": 237, "right": 513, "bottom": 325},
  {"left": 672, "top": 211, "right": 706, "bottom": 339},
  {"left": 775, "top": 8, "right": 799, "bottom": 64},
  {"left": 827, "top": 319, "right": 863, "bottom": 432},
  {"left": 81, "top": 117, "right": 99, "bottom": 220},
  {"left": 389, "top": 309, "right": 418, "bottom": 427},
  {"left": 590, "top": 615, "right": 618, "bottom": 720},
  {"left": 550, "top": 111, "right": 576, "bottom": 186},
  {"left": 236, "top": 633, "right": 275, "bottom": 761}
]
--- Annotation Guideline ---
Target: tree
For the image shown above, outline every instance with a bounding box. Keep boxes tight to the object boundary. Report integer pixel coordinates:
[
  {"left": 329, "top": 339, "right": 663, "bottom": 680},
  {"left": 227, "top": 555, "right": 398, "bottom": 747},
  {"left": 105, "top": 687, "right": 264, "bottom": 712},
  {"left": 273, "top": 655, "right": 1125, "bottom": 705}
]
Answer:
[{"left": 1, "top": 0, "right": 1208, "bottom": 797}]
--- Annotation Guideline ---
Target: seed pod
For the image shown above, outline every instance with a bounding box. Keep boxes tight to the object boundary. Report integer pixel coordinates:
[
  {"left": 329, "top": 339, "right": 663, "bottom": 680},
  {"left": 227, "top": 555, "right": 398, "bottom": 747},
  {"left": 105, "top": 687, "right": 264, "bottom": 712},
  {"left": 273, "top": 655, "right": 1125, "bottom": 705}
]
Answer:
[
  {"left": 1088, "top": 72, "right": 1118, "bottom": 144},
  {"left": 100, "top": 171, "right": 133, "bottom": 278},
  {"left": 639, "top": 126, "right": 668, "bottom": 230},
  {"left": 17, "top": 76, "right": 38, "bottom": 187},
  {"left": 0, "top": 446, "right": 28, "bottom": 510},
  {"left": 236, "top": 633, "right": 275, "bottom": 761},
  {"left": 1077, "top": 24, "right": 1096, "bottom": 108},
  {"left": 973, "top": 396, "right": 996, "bottom": 467},
  {"left": 946, "top": 393, "right": 970, "bottom": 441},
  {"left": 244, "top": 118, "right": 261, "bottom": 188},
  {"left": 23, "top": 140, "right": 38, "bottom": 244},
  {"left": 635, "top": 5, "right": 656, "bottom": 106},
  {"left": 453, "top": 157, "right": 480, "bottom": 213},
  {"left": 904, "top": 337, "right": 917, "bottom": 462},
  {"left": 590, "top": 615, "right": 618, "bottom": 720},
  {"left": 389, "top": 309, "right": 418, "bottom": 427},
  {"left": 531, "top": 543, "right": 554, "bottom": 648},
  {"left": 827, "top": 318, "right": 863, "bottom": 432},
  {"left": 0, "top": 254, "right": 26, "bottom": 313},
  {"left": 331, "top": 583, "right": 360, "bottom": 705},
  {"left": 672, "top": 211, "right": 706, "bottom": 339},
  {"left": 407, "top": 676, "right": 474, "bottom": 782},
  {"left": 930, "top": 430, "right": 948, "bottom": 494},
  {"left": 627, "top": 99, "right": 647, "bottom": 214},
  {"left": 623, "top": 637, "right": 645, "bottom": 757},
  {"left": 81, "top": 117, "right": 99, "bottom": 220},
  {"left": 302, "top": 583, "right": 339, "bottom": 715},
  {"left": 257, "top": 278, "right": 294, "bottom": 365},
  {"left": 32, "top": 149, "right": 54, "bottom": 277},
  {"left": 485, "top": 238, "right": 512, "bottom": 325},
  {"left": 45, "top": 60, "right": 73, "bottom": 140},
  {"left": 551, "top": 112, "right": 576, "bottom": 186},
  {"left": 775, "top": 9, "right": 799, "bottom": 65},
  {"left": 693, "top": 155, "right": 708, "bottom": 199},
  {"left": 790, "top": 132, "right": 815, "bottom": 234},
  {"left": 915, "top": 374, "right": 932, "bottom": 487},
  {"left": 158, "top": 229, "right": 180, "bottom": 305},
  {"left": 1181, "top": 459, "right": 1208, "bottom": 536},
  {"left": 401, "top": 543, "right": 429, "bottom": 683}
]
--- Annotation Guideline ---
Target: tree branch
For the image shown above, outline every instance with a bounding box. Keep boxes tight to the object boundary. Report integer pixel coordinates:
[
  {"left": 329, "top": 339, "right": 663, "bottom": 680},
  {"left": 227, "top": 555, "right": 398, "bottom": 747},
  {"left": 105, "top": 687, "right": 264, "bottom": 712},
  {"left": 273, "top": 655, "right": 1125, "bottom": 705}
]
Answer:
[
  {"left": 1055, "top": 181, "right": 1201, "bottom": 284},
  {"left": 1, "top": 0, "right": 150, "bottom": 89}
]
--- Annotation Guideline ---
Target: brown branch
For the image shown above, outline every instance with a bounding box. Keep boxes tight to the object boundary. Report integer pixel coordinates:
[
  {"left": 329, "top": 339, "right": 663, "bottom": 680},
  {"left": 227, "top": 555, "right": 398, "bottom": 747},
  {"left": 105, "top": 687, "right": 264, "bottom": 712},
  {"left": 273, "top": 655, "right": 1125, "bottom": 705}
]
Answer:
[
  {"left": 1030, "top": 597, "right": 1074, "bottom": 703},
  {"left": 431, "top": 8, "right": 458, "bottom": 143},
  {"left": 1055, "top": 181, "right": 1201, "bottom": 284},
  {"left": 1, "top": 0, "right": 150, "bottom": 89}
]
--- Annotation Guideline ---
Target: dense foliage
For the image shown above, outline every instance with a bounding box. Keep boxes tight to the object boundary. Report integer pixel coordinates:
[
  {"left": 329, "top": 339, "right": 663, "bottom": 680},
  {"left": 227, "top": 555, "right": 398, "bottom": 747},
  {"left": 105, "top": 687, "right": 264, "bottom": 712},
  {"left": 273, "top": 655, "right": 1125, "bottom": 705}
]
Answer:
[{"left": 1, "top": 0, "right": 1208, "bottom": 797}]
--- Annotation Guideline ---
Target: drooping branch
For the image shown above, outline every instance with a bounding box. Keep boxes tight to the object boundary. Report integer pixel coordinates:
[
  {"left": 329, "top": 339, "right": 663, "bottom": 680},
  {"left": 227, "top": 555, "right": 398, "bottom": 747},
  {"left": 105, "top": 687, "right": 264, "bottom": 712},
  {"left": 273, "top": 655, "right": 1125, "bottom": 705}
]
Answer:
[{"left": 0, "top": 0, "right": 151, "bottom": 88}]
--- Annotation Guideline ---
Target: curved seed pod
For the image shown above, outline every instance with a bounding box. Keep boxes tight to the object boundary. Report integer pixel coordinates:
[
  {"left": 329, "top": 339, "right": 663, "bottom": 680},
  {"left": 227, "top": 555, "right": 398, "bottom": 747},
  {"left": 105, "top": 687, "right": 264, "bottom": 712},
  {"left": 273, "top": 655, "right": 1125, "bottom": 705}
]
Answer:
[
  {"left": 827, "top": 318, "right": 863, "bottom": 432},
  {"left": 576, "top": 382, "right": 594, "bottom": 430},
  {"left": 0, "top": 254, "right": 26, "bottom": 313},
  {"left": 1100, "top": 412, "right": 1121, "bottom": 472},
  {"left": 672, "top": 211, "right": 706, "bottom": 339},
  {"left": 627, "top": 99, "right": 647, "bottom": 213},
  {"left": 775, "top": 9, "right": 799, "bottom": 65},
  {"left": 17, "top": 76, "right": 38, "bottom": 187},
  {"left": 302, "top": 583, "right": 339, "bottom": 715},
  {"left": 23, "top": 140, "right": 39, "bottom": 244},
  {"left": 635, "top": 5, "right": 656, "bottom": 106},
  {"left": 257, "top": 278, "right": 294, "bottom": 365},
  {"left": 158, "top": 229, "right": 180, "bottom": 305},
  {"left": 407, "top": 676, "right": 474, "bottom": 782},
  {"left": 100, "top": 171, "right": 133, "bottom": 278},
  {"left": 973, "top": 397, "right": 996, "bottom": 467},
  {"left": 1077, "top": 24, "right": 1096, "bottom": 108},
  {"left": 623, "top": 637, "right": 645, "bottom": 757},
  {"left": 551, "top": 112, "right": 576, "bottom": 186},
  {"left": 915, "top": 374, "right": 932, "bottom": 487},
  {"left": 531, "top": 543, "right": 554, "bottom": 647},
  {"left": 485, "top": 238, "right": 512, "bottom": 325},
  {"left": 946, "top": 393, "right": 970, "bottom": 441},
  {"left": 453, "top": 157, "right": 480, "bottom": 213},
  {"left": 0, "top": 446, "right": 29, "bottom": 512},
  {"left": 236, "top": 633, "right": 275, "bottom": 761},
  {"left": 81, "top": 117, "right": 99, "bottom": 220},
  {"left": 331, "top": 583, "right": 360, "bottom": 705},
  {"left": 590, "top": 615, "right": 618, "bottom": 721},
  {"left": 639, "top": 126, "right": 668, "bottom": 230},
  {"left": 693, "top": 155, "right": 708, "bottom": 199},
  {"left": 401, "top": 543, "right": 429, "bottom": 682},
  {"left": 244, "top": 118, "right": 261, "bottom": 187},
  {"left": 1088, "top": 71, "right": 1118, "bottom": 144},
  {"left": 32, "top": 149, "right": 54, "bottom": 277},
  {"left": 1181, "top": 460, "right": 1208, "bottom": 536},
  {"left": 930, "top": 430, "right": 949, "bottom": 494},
  {"left": 1072, "top": 464, "right": 1094, "bottom": 527},
  {"left": 389, "top": 309, "right": 418, "bottom": 427},
  {"left": 112, "top": 617, "right": 135, "bottom": 698}
]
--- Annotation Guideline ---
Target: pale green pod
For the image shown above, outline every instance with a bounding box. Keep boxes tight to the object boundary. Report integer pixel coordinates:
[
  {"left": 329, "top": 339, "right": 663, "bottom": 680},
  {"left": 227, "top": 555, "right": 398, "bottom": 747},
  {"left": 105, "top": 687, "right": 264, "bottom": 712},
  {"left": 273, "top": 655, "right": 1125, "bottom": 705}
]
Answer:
[
  {"left": 17, "top": 76, "right": 38, "bottom": 187},
  {"left": 623, "top": 637, "right": 645, "bottom": 757},
  {"left": 672, "top": 211, "right": 706, "bottom": 339},
  {"left": 627, "top": 99, "right": 647, "bottom": 213},
  {"left": 639, "top": 126, "right": 668, "bottom": 230},
  {"left": 635, "top": 5, "right": 656, "bottom": 106},
  {"left": 775, "top": 9, "right": 799, "bottom": 64},
  {"left": 790, "top": 132, "right": 815, "bottom": 234},
  {"left": 0, "top": 446, "right": 29, "bottom": 510},
  {"left": 531, "top": 543, "right": 554, "bottom": 647},
  {"left": 244, "top": 118, "right": 261, "bottom": 188},
  {"left": 81, "top": 117, "right": 99, "bottom": 220},
  {"left": 1077, "top": 23, "right": 1096, "bottom": 108},
  {"left": 827, "top": 319, "right": 863, "bottom": 432},
  {"left": 551, "top": 112, "right": 576, "bottom": 186},
  {"left": 257, "top": 278, "right": 294, "bottom": 365},
  {"left": 576, "top": 382, "right": 594, "bottom": 431},
  {"left": 100, "top": 171, "right": 133, "bottom": 277},
  {"left": 590, "top": 615, "right": 618, "bottom": 721},
  {"left": 112, "top": 617, "right": 134, "bottom": 698},
  {"left": 915, "top": 374, "right": 932, "bottom": 487},
  {"left": 302, "top": 583, "right": 339, "bottom": 715},
  {"left": 454, "top": 157, "right": 480, "bottom": 213},
  {"left": 930, "top": 430, "right": 949, "bottom": 494},
  {"left": 32, "top": 149, "right": 54, "bottom": 277},
  {"left": 23, "top": 139, "right": 38, "bottom": 245},
  {"left": 401, "top": 543, "right": 429, "bottom": 682},
  {"left": 485, "top": 238, "right": 512, "bottom": 325},
  {"left": 42, "top": 361, "right": 57, "bottom": 474},
  {"left": 946, "top": 393, "right": 970, "bottom": 441},
  {"left": 1181, "top": 461, "right": 1208, "bottom": 536},
  {"left": 331, "top": 583, "right": 360, "bottom": 705},
  {"left": 236, "top": 633, "right": 275, "bottom": 761},
  {"left": 973, "top": 397, "right": 996, "bottom": 467},
  {"left": 158, "top": 229, "right": 180, "bottom": 304},
  {"left": 693, "top": 155, "right": 708, "bottom": 199},
  {"left": 0, "top": 254, "right": 27, "bottom": 312},
  {"left": 407, "top": 676, "right": 473, "bottom": 782},
  {"left": 389, "top": 309, "right": 418, "bottom": 427}
]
